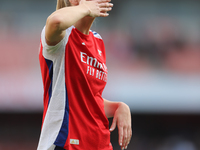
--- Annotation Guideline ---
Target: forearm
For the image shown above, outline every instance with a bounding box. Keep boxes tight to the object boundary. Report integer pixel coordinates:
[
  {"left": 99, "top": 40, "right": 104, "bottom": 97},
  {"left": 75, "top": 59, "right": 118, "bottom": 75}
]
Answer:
[
  {"left": 45, "top": 5, "right": 89, "bottom": 44},
  {"left": 104, "top": 98, "right": 121, "bottom": 118},
  {"left": 45, "top": 0, "right": 113, "bottom": 45},
  {"left": 105, "top": 99, "right": 132, "bottom": 150},
  {"left": 47, "top": 5, "right": 89, "bottom": 31}
]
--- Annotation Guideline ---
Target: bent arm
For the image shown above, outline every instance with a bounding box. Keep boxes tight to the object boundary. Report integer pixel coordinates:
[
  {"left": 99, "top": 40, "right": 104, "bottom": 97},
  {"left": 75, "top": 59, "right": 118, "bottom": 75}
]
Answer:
[
  {"left": 104, "top": 98, "right": 132, "bottom": 150},
  {"left": 45, "top": 5, "right": 90, "bottom": 45},
  {"left": 45, "top": 0, "right": 113, "bottom": 46},
  {"left": 103, "top": 98, "right": 120, "bottom": 118}
]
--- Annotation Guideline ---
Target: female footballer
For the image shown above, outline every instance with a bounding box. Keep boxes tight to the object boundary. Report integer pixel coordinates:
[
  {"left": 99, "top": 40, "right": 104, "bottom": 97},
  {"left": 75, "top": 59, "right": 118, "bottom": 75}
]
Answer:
[{"left": 37, "top": 0, "right": 132, "bottom": 149}]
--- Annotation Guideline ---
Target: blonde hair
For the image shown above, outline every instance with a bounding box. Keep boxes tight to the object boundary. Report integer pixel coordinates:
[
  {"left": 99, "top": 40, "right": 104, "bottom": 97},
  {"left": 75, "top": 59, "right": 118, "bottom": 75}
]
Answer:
[{"left": 56, "top": 0, "right": 71, "bottom": 10}]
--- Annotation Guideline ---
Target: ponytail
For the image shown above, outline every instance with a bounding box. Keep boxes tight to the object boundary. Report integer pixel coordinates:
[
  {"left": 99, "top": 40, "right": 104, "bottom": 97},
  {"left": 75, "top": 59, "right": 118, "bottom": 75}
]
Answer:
[{"left": 56, "top": 0, "right": 71, "bottom": 10}]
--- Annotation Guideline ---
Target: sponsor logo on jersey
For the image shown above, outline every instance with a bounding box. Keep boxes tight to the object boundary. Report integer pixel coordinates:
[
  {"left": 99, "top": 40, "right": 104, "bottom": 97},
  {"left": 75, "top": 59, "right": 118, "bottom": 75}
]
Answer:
[
  {"left": 98, "top": 49, "right": 102, "bottom": 56},
  {"left": 80, "top": 52, "right": 107, "bottom": 82},
  {"left": 80, "top": 52, "right": 107, "bottom": 72},
  {"left": 70, "top": 139, "right": 79, "bottom": 145}
]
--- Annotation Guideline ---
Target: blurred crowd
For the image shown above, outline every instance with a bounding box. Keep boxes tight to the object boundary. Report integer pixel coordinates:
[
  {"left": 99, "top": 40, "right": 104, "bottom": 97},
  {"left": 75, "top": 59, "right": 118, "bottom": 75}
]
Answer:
[
  {"left": 1, "top": 0, "right": 200, "bottom": 75},
  {"left": 103, "top": 17, "right": 200, "bottom": 75}
]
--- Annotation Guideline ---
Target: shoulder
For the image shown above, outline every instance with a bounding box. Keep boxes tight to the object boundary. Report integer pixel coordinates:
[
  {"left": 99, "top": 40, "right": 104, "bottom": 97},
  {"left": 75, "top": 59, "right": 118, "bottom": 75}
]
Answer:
[
  {"left": 41, "top": 26, "right": 75, "bottom": 52},
  {"left": 41, "top": 25, "right": 75, "bottom": 42},
  {"left": 90, "top": 30, "right": 102, "bottom": 40}
]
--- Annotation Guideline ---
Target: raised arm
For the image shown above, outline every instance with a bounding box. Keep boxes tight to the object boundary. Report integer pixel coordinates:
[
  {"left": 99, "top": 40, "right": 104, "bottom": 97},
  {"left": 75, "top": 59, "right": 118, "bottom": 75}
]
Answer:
[
  {"left": 104, "top": 99, "right": 132, "bottom": 150},
  {"left": 45, "top": 0, "right": 113, "bottom": 45}
]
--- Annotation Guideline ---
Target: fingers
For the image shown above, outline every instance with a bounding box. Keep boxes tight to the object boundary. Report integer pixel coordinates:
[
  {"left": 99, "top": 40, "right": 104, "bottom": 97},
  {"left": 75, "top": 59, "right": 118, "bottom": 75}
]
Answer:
[
  {"left": 97, "top": 0, "right": 111, "bottom": 3},
  {"left": 118, "top": 126, "right": 123, "bottom": 147},
  {"left": 99, "top": 3, "right": 113, "bottom": 17},
  {"left": 99, "top": 12, "right": 109, "bottom": 17},
  {"left": 99, "top": 1, "right": 113, "bottom": 12},
  {"left": 119, "top": 125, "right": 132, "bottom": 150},
  {"left": 99, "top": 5, "right": 112, "bottom": 12},
  {"left": 109, "top": 117, "right": 117, "bottom": 132},
  {"left": 124, "top": 126, "right": 132, "bottom": 149},
  {"left": 122, "top": 127, "right": 128, "bottom": 149},
  {"left": 127, "top": 127, "right": 132, "bottom": 145},
  {"left": 98, "top": 2, "right": 113, "bottom": 8},
  {"left": 112, "top": 103, "right": 132, "bottom": 150},
  {"left": 82, "top": 0, "right": 113, "bottom": 18},
  {"left": 98, "top": 0, "right": 113, "bottom": 17}
]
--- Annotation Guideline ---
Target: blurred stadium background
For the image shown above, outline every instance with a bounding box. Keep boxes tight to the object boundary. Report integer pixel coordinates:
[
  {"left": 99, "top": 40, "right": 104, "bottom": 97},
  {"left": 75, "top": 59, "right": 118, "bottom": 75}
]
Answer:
[{"left": 1, "top": 0, "right": 200, "bottom": 149}]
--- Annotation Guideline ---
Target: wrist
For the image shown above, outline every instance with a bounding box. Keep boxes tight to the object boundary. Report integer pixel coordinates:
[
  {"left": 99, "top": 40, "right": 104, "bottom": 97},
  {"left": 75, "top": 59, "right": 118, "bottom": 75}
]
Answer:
[
  {"left": 117, "top": 102, "right": 130, "bottom": 114},
  {"left": 79, "top": 3, "right": 91, "bottom": 16},
  {"left": 118, "top": 102, "right": 127, "bottom": 109}
]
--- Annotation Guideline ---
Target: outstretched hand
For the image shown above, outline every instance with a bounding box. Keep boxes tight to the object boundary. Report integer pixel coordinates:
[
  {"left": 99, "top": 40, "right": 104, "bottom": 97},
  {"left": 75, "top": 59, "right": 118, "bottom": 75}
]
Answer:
[
  {"left": 79, "top": 0, "right": 113, "bottom": 17},
  {"left": 109, "top": 102, "right": 132, "bottom": 150}
]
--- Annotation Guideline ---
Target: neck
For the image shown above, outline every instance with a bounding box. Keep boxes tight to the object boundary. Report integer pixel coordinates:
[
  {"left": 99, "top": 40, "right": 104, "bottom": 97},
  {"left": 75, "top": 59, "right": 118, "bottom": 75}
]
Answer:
[{"left": 74, "top": 16, "right": 95, "bottom": 35}]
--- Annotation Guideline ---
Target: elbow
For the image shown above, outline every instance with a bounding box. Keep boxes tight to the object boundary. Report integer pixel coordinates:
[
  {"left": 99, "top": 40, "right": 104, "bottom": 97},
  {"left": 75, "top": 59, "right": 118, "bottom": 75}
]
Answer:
[{"left": 46, "top": 14, "right": 63, "bottom": 31}]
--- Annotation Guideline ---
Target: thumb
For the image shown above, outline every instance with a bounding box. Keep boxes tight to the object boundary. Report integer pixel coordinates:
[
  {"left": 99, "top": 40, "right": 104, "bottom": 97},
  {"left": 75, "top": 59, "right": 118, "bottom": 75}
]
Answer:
[{"left": 109, "top": 117, "right": 117, "bottom": 132}]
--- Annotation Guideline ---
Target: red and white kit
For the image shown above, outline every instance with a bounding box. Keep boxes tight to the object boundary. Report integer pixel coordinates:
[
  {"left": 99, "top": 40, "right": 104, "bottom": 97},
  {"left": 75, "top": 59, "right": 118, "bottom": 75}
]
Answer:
[{"left": 38, "top": 26, "right": 112, "bottom": 150}]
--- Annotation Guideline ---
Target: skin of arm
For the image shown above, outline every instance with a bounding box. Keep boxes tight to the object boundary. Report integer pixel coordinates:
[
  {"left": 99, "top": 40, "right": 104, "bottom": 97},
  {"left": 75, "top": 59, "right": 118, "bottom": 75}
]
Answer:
[
  {"left": 104, "top": 98, "right": 121, "bottom": 118},
  {"left": 45, "top": 5, "right": 89, "bottom": 45},
  {"left": 104, "top": 99, "right": 132, "bottom": 150},
  {"left": 45, "top": 0, "right": 113, "bottom": 46}
]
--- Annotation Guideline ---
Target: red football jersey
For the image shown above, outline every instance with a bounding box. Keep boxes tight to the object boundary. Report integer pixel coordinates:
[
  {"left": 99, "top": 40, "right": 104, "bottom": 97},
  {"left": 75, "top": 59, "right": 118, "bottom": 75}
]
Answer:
[{"left": 37, "top": 26, "right": 112, "bottom": 150}]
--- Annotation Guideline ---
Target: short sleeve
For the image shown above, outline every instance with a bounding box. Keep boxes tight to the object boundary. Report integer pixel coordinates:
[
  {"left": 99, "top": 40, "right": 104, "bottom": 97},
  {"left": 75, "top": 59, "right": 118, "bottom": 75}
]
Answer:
[{"left": 40, "top": 26, "right": 73, "bottom": 54}]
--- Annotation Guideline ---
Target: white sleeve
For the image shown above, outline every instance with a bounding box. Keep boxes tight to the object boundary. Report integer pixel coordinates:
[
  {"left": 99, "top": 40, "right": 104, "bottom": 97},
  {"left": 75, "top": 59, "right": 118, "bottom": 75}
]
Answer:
[{"left": 40, "top": 26, "right": 73, "bottom": 54}]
